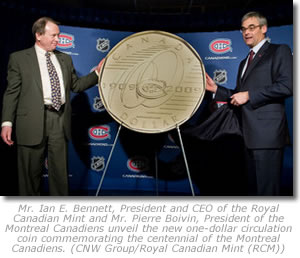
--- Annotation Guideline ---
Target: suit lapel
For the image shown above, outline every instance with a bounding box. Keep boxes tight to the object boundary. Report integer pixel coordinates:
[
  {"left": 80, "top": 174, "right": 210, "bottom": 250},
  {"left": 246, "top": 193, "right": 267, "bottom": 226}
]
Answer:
[
  {"left": 27, "top": 47, "right": 43, "bottom": 92},
  {"left": 242, "top": 41, "right": 270, "bottom": 82},
  {"left": 237, "top": 58, "right": 247, "bottom": 89}
]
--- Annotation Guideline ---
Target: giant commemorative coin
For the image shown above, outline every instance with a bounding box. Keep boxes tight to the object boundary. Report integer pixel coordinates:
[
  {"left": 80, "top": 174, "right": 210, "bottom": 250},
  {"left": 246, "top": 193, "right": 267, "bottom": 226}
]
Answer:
[{"left": 98, "top": 31, "right": 206, "bottom": 133}]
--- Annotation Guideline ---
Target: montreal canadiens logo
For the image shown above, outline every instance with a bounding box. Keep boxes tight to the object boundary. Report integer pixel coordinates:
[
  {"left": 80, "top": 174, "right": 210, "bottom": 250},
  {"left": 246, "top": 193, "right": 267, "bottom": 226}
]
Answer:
[
  {"left": 89, "top": 125, "right": 110, "bottom": 140},
  {"left": 127, "top": 156, "right": 149, "bottom": 172},
  {"left": 209, "top": 39, "right": 232, "bottom": 54},
  {"left": 58, "top": 33, "right": 75, "bottom": 49}
]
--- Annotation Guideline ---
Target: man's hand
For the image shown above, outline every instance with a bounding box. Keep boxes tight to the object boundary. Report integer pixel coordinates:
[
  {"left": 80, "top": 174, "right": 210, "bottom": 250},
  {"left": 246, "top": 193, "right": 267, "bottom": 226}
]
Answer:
[
  {"left": 1, "top": 126, "right": 14, "bottom": 146},
  {"left": 95, "top": 58, "right": 106, "bottom": 75},
  {"left": 205, "top": 73, "right": 218, "bottom": 93},
  {"left": 230, "top": 91, "right": 249, "bottom": 106}
]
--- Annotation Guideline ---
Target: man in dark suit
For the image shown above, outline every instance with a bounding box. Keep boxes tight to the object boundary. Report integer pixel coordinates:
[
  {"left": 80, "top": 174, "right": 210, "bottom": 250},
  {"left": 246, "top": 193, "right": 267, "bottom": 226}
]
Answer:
[
  {"left": 1, "top": 17, "right": 103, "bottom": 195},
  {"left": 206, "top": 12, "right": 293, "bottom": 196}
]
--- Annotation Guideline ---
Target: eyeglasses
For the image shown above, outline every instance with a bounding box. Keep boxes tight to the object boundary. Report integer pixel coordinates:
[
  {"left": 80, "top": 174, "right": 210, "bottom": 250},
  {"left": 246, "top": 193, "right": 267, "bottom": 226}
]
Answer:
[{"left": 240, "top": 24, "right": 262, "bottom": 33}]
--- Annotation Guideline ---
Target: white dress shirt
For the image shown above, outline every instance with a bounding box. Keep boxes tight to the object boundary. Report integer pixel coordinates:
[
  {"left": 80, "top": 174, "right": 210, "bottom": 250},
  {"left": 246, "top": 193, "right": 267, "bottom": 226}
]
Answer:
[{"left": 35, "top": 44, "right": 66, "bottom": 106}]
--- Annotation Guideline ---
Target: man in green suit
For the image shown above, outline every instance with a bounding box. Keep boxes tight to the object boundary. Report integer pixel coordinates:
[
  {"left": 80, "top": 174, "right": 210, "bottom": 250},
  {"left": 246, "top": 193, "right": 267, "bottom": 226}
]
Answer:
[{"left": 1, "top": 17, "right": 103, "bottom": 195}]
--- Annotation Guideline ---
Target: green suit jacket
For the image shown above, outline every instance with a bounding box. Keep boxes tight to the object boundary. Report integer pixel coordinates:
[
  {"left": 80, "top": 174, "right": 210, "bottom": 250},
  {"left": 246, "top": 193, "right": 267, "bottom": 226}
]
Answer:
[{"left": 1, "top": 47, "right": 98, "bottom": 146}]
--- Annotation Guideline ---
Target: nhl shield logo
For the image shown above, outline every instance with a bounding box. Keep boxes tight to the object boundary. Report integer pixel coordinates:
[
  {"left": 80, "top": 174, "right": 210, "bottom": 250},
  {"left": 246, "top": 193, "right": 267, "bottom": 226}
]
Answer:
[
  {"left": 91, "top": 156, "right": 105, "bottom": 172},
  {"left": 96, "top": 38, "right": 110, "bottom": 52},
  {"left": 93, "top": 96, "right": 105, "bottom": 112},
  {"left": 213, "top": 70, "right": 227, "bottom": 85}
]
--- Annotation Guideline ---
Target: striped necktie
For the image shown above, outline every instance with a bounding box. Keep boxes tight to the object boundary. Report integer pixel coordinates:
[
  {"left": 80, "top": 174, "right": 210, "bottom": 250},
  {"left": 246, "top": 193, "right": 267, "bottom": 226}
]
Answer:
[{"left": 45, "top": 52, "right": 61, "bottom": 111}]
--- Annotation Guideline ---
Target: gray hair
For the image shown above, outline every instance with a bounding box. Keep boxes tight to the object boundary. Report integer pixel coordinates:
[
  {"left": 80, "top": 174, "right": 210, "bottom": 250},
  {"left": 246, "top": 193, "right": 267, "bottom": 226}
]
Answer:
[{"left": 241, "top": 12, "right": 268, "bottom": 27}]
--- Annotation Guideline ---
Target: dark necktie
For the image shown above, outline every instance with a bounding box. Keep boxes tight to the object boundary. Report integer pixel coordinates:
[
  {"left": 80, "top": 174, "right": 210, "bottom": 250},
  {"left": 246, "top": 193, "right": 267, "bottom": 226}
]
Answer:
[
  {"left": 45, "top": 52, "right": 61, "bottom": 111},
  {"left": 245, "top": 50, "right": 254, "bottom": 72}
]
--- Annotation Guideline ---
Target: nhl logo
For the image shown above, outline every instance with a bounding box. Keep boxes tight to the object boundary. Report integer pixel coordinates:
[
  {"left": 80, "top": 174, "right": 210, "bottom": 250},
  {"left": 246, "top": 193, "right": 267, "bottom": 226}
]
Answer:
[
  {"left": 213, "top": 70, "right": 227, "bottom": 85},
  {"left": 96, "top": 38, "right": 110, "bottom": 52},
  {"left": 93, "top": 96, "right": 105, "bottom": 112},
  {"left": 91, "top": 156, "right": 105, "bottom": 172}
]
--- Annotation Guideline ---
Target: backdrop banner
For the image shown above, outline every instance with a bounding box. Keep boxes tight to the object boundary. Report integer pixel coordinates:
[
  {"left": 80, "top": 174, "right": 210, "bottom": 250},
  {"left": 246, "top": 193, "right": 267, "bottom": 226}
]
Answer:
[{"left": 42, "top": 25, "right": 293, "bottom": 196}]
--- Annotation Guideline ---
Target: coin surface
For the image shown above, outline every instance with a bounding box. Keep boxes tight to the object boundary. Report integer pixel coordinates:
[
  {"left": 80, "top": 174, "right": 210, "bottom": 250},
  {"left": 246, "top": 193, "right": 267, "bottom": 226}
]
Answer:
[{"left": 98, "top": 30, "right": 206, "bottom": 133}]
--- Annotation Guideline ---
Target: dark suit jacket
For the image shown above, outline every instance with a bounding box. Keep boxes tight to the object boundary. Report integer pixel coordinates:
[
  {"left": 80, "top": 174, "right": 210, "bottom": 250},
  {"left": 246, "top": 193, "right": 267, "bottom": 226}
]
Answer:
[
  {"left": 1, "top": 47, "right": 98, "bottom": 146},
  {"left": 215, "top": 41, "right": 293, "bottom": 149}
]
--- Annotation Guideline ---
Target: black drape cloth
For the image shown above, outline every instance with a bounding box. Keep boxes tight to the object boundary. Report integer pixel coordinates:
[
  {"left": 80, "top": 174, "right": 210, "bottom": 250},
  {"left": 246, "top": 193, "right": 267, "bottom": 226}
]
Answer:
[
  {"left": 181, "top": 103, "right": 242, "bottom": 141},
  {"left": 170, "top": 103, "right": 246, "bottom": 196}
]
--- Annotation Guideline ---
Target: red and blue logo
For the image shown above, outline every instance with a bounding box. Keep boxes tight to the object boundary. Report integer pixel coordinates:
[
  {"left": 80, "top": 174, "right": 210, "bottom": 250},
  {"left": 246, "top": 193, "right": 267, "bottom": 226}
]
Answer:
[
  {"left": 127, "top": 156, "right": 150, "bottom": 172},
  {"left": 209, "top": 39, "right": 232, "bottom": 54},
  {"left": 58, "top": 33, "right": 75, "bottom": 49},
  {"left": 89, "top": 125, "right": 110, "bottom": 140}
]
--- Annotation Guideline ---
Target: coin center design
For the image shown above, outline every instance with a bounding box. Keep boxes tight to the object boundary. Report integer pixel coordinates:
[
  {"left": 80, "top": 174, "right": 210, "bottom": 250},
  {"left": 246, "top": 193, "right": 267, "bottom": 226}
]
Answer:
[{"left": 99, "top": 31, "right": 206, "bottom": 133}]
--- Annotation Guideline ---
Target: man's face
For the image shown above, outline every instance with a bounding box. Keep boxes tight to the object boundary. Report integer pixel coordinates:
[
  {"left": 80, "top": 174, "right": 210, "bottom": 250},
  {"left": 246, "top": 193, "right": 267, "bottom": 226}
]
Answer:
[
  {"left": 241, "top": 17, "right": 267, "bottom": 48},
  {"left": 36, "top": 21, "right": 60, "bottom": 52}
]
